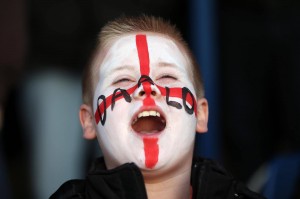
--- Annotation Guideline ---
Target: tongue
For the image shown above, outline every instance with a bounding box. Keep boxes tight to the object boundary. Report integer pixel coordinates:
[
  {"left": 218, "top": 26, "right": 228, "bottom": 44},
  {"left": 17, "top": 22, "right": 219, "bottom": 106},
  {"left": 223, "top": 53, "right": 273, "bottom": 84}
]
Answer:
[{"left": 132, "top": 116, "right": 165, "bottom": 133}]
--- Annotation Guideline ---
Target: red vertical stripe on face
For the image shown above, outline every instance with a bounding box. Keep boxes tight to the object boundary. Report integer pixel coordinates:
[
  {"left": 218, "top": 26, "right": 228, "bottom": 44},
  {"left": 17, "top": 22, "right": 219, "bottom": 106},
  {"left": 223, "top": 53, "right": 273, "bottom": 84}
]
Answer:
[
  {"left": 143, "top": 137, "right": 159, "bottom": 169},
  {"left": 136, "top": 35, "right": 158, "bottom": 169},
  {"left": 136, "top": 34, "right": 155, "bottom": 106},
  {"left": 136, "top": 34, "right": 150, "bottom": 75},
  {"left": 141, "top": 82, "right": 156, "bottom": 106}
]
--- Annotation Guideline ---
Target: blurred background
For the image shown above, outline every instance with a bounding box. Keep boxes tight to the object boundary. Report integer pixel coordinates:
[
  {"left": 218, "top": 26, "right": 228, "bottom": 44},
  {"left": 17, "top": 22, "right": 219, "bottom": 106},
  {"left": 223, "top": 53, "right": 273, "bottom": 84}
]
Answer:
[{"left": 1, "top": 0, "right": 300, "bottom": 198}]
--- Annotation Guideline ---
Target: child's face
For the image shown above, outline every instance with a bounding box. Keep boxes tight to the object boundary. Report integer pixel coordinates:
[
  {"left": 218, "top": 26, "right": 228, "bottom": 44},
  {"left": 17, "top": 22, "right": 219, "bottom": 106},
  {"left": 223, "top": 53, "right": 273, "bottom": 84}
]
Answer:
[{"left": 93, "top": 33, "right": 199, "bottom": 171}]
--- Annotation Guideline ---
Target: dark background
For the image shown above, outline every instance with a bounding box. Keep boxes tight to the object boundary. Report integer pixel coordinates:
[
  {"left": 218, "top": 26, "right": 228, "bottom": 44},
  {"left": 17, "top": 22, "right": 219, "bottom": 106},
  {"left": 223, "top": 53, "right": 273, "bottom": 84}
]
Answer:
[{"left": 1, "top": 0, "right": 300, "bottom": 198}]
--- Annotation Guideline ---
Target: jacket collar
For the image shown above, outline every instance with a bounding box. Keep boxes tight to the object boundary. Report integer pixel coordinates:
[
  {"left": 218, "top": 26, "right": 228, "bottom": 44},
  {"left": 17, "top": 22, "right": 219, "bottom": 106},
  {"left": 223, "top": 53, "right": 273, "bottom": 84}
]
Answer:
[{"left": 86, "top": 157, "right": 148, "bottom": 199}]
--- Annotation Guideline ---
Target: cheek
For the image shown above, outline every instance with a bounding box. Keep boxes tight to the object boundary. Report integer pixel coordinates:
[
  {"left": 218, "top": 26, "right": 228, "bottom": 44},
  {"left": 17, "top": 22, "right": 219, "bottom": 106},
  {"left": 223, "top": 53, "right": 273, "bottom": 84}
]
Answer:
[
  {"left": 157, "top": 113, "right": 196, "bottom": 164},
  {"left": 165, "top": 106, "right": 197, "bottom": 143},
  {"left": 93, "top": 85, "right": 137, "bottom": 126},
  {"left": 95, "top": 106, "right": 131, "bottom": 151},
  {"left": 171, "top": 110, "right": 197, "bottom": 133},
  {"left": 101, "top": 102, "right": 131, "bottom": 129},
  {"left": 96, "top": 97, "right": 141, "bottom": 140}
]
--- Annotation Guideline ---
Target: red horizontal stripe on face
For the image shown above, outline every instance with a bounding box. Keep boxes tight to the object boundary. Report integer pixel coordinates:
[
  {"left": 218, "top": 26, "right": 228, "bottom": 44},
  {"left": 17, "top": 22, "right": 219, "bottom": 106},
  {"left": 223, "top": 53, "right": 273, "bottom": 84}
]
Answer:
[
  {"left": 157, "top": 86, "right": 197, "bottom": 116},
  {"left": 94, "top": 85, "right": 197, "bottom": 124},
  {"left": 94, "top": 85, "right": 137, "bottom": 124}
]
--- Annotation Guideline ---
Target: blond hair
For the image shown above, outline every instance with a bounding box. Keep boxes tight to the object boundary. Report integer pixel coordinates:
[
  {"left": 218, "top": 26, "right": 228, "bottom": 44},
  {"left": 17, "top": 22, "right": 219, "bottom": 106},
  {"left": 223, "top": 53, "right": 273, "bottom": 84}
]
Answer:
[{"left": 82, "top": 15, "right": 204, "bottom": 106}]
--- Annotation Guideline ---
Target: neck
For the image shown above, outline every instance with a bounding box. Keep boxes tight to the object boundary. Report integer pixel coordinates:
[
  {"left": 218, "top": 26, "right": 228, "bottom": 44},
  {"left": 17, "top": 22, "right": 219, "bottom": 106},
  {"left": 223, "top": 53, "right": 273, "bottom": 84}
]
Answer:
[
  {"left": 142, "top": 157, "right": 193, "bottom": 199},
  {"left": 145, "top": 170, "right": 191, "bottom": 199}
]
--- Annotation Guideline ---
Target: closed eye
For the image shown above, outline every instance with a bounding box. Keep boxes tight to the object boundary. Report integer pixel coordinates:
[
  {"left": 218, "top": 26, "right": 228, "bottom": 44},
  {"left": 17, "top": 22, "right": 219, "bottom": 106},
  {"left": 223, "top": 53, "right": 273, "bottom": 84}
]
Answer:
[
  {"left": 159, "top": 75, "right": 177, "bottom": 80},
  {"left": 156, "top": 74, "right": 178, "bottom": 85},
  {"left": 112, "top": 77, "right": 135, "bottom": 87},
  {"left": 113, "top": 78, "right": 131, "bottom": 84}
]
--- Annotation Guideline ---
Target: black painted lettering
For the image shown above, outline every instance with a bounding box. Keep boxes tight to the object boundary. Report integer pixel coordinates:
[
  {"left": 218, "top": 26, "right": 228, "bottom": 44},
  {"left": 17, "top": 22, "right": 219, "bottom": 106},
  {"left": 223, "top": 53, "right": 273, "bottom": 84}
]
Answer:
[
  {"left": 137, "top": 75, "right": 154, "bottom": 87},
  {"left": 97, "top": 95, "right": 106, "bottom": 125},
  {"left": 182, "top": 87, "right": 194, "bottom": 115},
  {"left": 166, "top": 87, "right": 182, "bottom": 109},
  {"left": 111, "top": 88, "right": 132, "bottom": 110}
]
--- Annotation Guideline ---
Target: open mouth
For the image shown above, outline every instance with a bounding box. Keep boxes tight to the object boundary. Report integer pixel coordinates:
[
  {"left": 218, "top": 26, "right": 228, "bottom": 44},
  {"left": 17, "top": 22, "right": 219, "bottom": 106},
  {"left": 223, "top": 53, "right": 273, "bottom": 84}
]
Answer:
[{"left": 131, "top": 110, "right": 166, "bottom": 134}]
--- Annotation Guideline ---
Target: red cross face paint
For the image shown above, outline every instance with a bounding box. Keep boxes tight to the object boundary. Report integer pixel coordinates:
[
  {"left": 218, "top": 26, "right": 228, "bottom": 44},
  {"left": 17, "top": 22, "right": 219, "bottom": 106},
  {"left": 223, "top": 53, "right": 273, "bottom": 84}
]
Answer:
[{"left": 93, "top": 33, "right": 198, "bottom": 172}]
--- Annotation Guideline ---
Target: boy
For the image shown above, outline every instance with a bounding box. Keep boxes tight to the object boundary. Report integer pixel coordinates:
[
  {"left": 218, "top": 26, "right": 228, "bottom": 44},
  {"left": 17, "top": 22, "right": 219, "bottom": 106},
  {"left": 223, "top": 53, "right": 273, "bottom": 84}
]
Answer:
[{"left": 51, "top": 15, "right": 264, "bottom": 199}]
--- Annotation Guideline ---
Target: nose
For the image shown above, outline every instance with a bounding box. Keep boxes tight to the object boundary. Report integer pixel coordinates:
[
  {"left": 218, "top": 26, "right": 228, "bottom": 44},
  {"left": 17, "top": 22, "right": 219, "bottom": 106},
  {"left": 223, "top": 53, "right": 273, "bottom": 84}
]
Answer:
[{"left": 133, "top": 81, "right": 161, "bottom": 100}]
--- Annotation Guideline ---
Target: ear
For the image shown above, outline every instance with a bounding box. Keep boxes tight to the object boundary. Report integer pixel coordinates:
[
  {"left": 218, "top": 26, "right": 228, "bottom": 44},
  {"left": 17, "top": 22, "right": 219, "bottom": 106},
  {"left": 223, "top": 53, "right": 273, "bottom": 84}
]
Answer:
[
  {"left": 196, "top": 98, "right": 209, "bottom": 133},
  {"left": 79, "top": 104, "right": 97, "bottom": 139}
]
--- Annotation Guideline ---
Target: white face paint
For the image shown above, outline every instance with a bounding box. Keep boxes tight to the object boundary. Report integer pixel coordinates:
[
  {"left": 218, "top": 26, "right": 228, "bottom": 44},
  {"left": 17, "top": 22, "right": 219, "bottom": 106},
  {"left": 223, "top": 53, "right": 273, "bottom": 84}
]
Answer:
[{"left": 93, "top": 33, "right": 198, "bottom": 172}]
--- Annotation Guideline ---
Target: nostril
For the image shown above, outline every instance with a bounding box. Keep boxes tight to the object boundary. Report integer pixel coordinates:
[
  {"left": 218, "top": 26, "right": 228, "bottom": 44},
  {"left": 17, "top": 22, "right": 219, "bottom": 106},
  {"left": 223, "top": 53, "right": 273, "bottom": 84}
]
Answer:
[
  {"left": 151, "top": 91, "right": 156, "bottom": 96},
  {"left": 139, "top": 91, "right": 145, "bottom": 96}
]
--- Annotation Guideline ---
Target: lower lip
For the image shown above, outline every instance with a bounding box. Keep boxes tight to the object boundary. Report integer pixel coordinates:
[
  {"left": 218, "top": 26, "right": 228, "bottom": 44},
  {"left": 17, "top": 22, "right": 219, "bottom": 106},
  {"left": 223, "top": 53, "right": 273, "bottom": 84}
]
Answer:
[{"left": 133, "top": 130, "right": 164, "bottom": 138}]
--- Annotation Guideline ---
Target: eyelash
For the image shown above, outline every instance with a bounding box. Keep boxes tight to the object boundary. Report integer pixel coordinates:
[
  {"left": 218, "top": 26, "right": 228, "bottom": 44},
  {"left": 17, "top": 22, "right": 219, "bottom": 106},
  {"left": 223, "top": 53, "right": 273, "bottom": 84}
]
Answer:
[
  {"left": 159, "top": 75, "right": 177, "bottom": 80},
  {"left": 113, "top": 78, "right": 132, "bottom": 84},
  {"left": 113, "top": 75, "right": 177, "bottom": 85}
]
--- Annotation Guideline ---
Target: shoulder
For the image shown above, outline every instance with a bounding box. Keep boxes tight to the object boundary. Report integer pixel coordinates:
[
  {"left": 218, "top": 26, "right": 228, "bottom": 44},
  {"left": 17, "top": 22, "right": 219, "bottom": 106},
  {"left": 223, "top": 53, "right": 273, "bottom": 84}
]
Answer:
[
  {"left": 49, "top": 157, "right": 106, "bottom": 199},
  {"left": 192, "top": 157, "right": 266, "bottom": 199},
  {"left": 49, "top": 157, "right": 147, "bottom": 199},
  {"left": 49, "top": 179, "right": 86, "bottom": 199}
]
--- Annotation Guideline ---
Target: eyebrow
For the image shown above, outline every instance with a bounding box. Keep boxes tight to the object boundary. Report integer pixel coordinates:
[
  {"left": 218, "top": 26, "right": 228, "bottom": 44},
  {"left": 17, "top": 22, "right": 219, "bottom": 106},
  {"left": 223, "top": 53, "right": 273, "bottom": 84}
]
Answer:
[
  {"left": 157, "top": 62, "right": 178, "bottom": 68},
  {"left": 111, "top": 65, "right": 136, "bottom": 72},
  {"left": 104, "top": 65, "right": 136, "bottom": 79},
  {"left": 109, "top": 62, "right": 179, "bottom": 76}
]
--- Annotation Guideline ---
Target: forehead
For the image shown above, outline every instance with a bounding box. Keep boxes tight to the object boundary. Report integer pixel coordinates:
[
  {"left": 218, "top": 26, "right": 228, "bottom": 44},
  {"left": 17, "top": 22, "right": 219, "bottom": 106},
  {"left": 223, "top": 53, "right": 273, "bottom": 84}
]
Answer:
[{"left": 98, "top": 33, "right": 191, "bottom": 76}]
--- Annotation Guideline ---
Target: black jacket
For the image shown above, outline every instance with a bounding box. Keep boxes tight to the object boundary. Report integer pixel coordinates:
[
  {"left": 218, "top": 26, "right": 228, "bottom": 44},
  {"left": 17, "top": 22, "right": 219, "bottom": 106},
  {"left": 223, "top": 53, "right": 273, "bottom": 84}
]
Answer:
[{"left": 50, "top": 157, "right": 265, "bottom": 199}]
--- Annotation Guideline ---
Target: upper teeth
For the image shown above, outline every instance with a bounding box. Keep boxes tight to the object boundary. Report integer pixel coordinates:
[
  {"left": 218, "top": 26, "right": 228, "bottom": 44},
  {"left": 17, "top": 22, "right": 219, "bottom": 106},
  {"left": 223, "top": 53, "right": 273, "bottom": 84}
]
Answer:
[
  {"left": 138, "top": 110, "right": 160, "bottom": 118},
  {"left": 132, "top": 110, "right": 163, "bottom": 126}
]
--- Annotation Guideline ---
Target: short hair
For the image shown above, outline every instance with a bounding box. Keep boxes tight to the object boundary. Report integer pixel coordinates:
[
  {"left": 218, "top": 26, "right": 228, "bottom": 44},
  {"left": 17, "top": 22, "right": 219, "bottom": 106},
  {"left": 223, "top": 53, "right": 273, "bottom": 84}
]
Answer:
[{"left": 82, "top": 15, "right": 204, "bottom": 107}]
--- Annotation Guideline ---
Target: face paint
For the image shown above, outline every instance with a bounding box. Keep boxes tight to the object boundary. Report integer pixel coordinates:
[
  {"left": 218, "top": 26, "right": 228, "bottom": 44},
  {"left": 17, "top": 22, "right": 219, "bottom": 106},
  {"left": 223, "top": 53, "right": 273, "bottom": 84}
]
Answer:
[
  {"left": 95, "top": 85, "right": 197, "bottom": 125},
  {"left": 136, "top": 35, "right": 156, "bottom": 107},
  {"left": 143, "top": 137, "right": 159, "bottom": 169},
  {"left": 136, "top": 35, "right": 150, "bottom": 75},
  {"left": 95, "top": 86, "right": 137, "bottom": 125},
  {"left": 136, "top": 35, "right": 159, "bottom": 168},
  {"left": 93, "top": 33, "right": 198, "bottom": 171}
]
